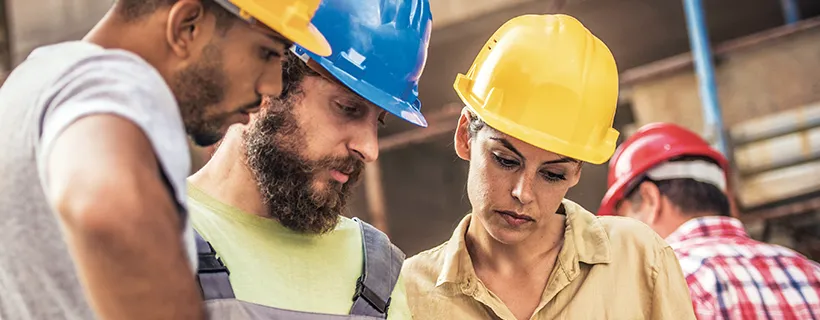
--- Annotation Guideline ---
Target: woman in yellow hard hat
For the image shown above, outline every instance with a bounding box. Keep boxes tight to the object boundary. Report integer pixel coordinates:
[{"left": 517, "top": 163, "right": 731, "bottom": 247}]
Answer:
[{"left": 401, "top": 14, "right": 696, "bottom": 320}]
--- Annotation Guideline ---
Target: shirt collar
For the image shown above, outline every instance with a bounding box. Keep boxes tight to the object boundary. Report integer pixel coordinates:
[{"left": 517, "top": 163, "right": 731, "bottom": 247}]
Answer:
[
  {"left": 435, "top": 214, "right": 473, "bottom": 287},
  {"left": 435, "top": 199, "right": 612, "bottom": 288},
  {"left": 665, "top": 216, "right": 749, "bottom": 245}
]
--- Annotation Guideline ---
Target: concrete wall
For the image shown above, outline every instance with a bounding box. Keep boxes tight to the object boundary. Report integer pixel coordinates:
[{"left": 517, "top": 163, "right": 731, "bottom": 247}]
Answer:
[{"left": 629, "top": 22, "right": 820, "bottom": 133}]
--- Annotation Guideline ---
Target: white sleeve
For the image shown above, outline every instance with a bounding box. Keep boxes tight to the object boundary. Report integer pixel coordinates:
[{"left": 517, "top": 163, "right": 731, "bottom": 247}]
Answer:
[{"left": 36, "top": 51, "right": 191, "bottom": 206}]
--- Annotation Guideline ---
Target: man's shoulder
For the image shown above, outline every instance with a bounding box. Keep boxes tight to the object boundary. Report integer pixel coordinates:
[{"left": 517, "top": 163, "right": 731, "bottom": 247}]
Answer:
[
  {"left": 14, "top": 41, "right": 156, "bottom": 83},
  {"left": 3, "top": 41, "right": 166, "bottom": 111},
  {"left": 32, "top": 41, "right": 152, "bottom": 68},
  {"left": 25, "top": 41, "right": 172, "bottom": 108}
]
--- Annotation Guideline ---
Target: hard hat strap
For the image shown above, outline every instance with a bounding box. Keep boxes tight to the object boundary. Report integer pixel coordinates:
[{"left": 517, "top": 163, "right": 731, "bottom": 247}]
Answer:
[{"left": 646, "top": 160, "right": 727, "bottom": 191}]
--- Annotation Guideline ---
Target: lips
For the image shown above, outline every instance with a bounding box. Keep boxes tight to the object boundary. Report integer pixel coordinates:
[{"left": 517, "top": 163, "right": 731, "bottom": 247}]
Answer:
[
  {"left": 495, "top": 210, "right": 535, "bottom": 227},
  {"left": 329, "top": 169, "right": 350, "bottom": 184},
  {"left": 242, "top": 98, "right": 263, "bottom": 114},
  {"left": 238, "top": 112, "right": 251, "bottom": 125},
  {"left": 497, "top": 210, "right": 534, "bottom": 221},
  {"left": 317, "top": 157, "right": 364, "bottom": 186}
]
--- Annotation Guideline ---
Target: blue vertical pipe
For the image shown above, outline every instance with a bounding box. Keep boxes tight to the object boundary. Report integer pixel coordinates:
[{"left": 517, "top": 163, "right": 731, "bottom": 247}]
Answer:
[
  {"left": 682, "top": 0, "right": 728, "bottom": 156},
  {"left": 781, "top": 0, "right": 800, "bottom": 25}
]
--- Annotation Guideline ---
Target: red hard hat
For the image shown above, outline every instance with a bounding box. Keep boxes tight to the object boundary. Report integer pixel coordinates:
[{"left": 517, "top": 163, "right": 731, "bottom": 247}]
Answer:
[{"left": 598, "top": 122, "right": 730, "bottom": 216}]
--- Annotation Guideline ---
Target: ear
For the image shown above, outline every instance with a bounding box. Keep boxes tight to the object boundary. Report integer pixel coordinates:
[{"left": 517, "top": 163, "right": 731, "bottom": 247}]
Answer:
[
  {"left": 166, "top": 0, "right": 210, "bottom": 59},
  {"left": 637, "top": 181, "right": 663, "bottom": 225},
  {"left": 454, "top": 108, "right": 473, "bottom": 161}
]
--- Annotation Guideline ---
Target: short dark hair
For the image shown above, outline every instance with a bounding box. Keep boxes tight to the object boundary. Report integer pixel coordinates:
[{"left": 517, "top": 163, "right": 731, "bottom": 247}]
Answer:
[
  {"left": 278, "top": 51, "right": 320, "bottom": 100},
  {"left": 465, "top": 109, "right": 486, "bottom": 138},
  {"left": 116, "top": 0, "right": 235, "bottom": 31},
  {"left": 626, "top": 156, "right": 730, "bottom": 217}
]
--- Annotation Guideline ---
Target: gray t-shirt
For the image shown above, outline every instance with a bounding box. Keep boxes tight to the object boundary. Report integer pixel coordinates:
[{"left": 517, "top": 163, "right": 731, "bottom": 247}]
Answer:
[{"left": 0, "top": 41, "right": 197, "bottom": 319}]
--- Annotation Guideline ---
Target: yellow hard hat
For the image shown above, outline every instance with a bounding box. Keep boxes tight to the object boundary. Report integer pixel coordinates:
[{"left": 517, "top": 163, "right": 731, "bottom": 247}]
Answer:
[
  {"left": 454, "top": 14, "right": 619, "bottom": 164},
  {"left": 216, "top": 0, "right": 331, "bottom": 56}
]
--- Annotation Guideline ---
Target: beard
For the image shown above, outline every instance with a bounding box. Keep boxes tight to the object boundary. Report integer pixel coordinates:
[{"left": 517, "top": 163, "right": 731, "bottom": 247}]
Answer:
[
  {"left": 171, "top": 43, "right": 229, "bottom": 147},
  {"left": 243, "top": 96, "right": 364, "bottom": 234}
]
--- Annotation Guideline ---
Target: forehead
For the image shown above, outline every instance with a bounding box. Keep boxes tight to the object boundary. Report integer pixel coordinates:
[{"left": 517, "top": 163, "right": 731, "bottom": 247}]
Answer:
[
  {"left": 307, "top": 67, "right": 382, "bottom": 113},
  {"left": 224, "top": 18, "right": 291, "bottom": 45},
  {"left": 249, "top": 24, "right": 291, "bottom": 44}
]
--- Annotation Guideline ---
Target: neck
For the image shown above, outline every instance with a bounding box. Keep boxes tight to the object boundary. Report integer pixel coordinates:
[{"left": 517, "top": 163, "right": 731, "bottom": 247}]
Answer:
[
  {"left": 465, "top": 212, "right": 566, "bottom": 277},
  {"left": 83, "top": 7, "right": 172, "bottom": 80},
  {"left": 189, "top": 129, "right": 267, "bottom": 217},
  {"left": 659, "top": 209, "right": 719, "bottom": 239}
]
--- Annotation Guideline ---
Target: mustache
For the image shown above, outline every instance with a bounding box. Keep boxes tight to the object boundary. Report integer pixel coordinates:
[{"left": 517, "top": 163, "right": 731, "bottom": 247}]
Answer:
[
  {"left": 239, "top": 97, "right": 263, "bottom": 113},
  {"left": 315, "top": 155, "right": 365, "bottom": 185}
]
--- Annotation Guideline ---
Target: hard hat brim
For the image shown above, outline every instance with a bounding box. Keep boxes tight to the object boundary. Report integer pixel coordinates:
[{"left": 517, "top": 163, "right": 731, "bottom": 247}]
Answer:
[
  {"left": 454, "top": 74, "right": 617, "bottom": 164},
  {"left": 281, "top": 23, "right": 331, "bottom": 57},
  {"left": 306, "top": 52, "right": 428, "bottom": 127},
  {"left": 231, "top": 0, "right": 332, "bottom": 57}
]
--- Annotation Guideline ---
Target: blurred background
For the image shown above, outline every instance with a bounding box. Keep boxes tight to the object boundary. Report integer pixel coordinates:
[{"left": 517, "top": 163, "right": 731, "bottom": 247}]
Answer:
[{"left": 5, "top": 0, "right": 820, "bottom": 259}]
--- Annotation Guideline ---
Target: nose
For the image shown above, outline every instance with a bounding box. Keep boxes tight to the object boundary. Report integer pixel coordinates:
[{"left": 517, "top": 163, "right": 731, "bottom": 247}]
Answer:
[
  {"left": 348, "top": 124, "right": 379, "bottom": 163},
  {"left": 257, "top": 60, "right": 284, "bottom": 98},
  {"left": 511, "top": 173, "right": 535, "bottom": 205}
]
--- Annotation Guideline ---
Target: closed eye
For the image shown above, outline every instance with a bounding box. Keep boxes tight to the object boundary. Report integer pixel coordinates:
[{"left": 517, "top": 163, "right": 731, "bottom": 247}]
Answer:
[
  {"left": 336, "top": 101, "right": 364, "bottom": 119},
  {"left": 261, "top": 47, "right": 282, "bottom": 62},
  {"left": 492, "top": 153, "right": 519, "bottom": 169},
  {"left": 541, "top": 170, "right": 566, "bottom": 182}
]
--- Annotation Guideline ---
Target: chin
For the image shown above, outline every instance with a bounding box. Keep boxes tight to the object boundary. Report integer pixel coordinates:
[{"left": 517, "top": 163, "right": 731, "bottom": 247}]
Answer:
[{"left": 311, "top": 180, "right": 330, "bottom": 193}]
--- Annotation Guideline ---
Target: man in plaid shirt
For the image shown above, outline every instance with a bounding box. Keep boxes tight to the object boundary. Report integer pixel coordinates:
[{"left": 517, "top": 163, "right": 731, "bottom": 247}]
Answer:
[{"left": 599, "top": 123, "right": 820, "bottom": 319}]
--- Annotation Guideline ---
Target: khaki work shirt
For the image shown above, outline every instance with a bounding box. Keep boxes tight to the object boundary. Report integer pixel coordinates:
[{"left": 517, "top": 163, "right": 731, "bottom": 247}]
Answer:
[{"left": 402, "top": 199, "right": 695, "bottom": 319}]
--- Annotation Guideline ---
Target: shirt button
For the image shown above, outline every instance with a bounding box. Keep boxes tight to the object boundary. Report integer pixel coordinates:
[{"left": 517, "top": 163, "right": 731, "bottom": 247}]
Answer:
[{"left": 461, "top": 279, "right": 474, "bottom": 292}]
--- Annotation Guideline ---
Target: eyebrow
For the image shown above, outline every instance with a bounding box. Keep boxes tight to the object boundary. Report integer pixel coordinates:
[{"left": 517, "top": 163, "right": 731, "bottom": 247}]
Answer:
[
  {"left": 490, "top": 137, "right": 580, "bottom": 165},
  {"left": 337, "top": 85, "right": 373, "bottom": 110}
]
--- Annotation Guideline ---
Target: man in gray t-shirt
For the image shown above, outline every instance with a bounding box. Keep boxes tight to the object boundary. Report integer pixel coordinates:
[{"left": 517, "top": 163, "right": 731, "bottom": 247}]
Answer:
[{"left": 0, "top": 0, "right": 330, "bottom": 319}]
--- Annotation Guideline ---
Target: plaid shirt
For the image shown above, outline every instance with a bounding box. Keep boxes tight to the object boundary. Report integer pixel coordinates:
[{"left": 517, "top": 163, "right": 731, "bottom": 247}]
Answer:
[{"left": 666, "top": 216, "right": 820, "bottom": 320}]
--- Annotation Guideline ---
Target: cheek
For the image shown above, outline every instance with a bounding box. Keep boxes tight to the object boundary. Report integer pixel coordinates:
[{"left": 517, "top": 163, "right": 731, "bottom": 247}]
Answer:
[
  {"left": 521, "top": 180, "right": 570, "bottom": 221},
  {"left": 466, "top": 156, "right": 505, "bottom": 211},
  {"left": 294, "top": 107, "right": 347, "bottom": 160},
  {"left": 224, "top": 64, "right": 256, "bottom": 91},
  {"left": 220, "top": 52, "right": 264, "bottom": 95}
]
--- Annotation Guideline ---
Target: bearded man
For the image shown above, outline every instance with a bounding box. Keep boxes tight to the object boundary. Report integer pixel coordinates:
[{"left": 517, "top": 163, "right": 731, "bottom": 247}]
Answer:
[{"left": 185, "top": 0, "right": 432, "bottom": 317}]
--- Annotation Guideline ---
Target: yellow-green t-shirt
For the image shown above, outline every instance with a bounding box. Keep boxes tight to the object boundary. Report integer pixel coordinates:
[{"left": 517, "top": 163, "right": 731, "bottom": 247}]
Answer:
[{"left": 188, "top": 183, "right": 411, "bottom": 319}]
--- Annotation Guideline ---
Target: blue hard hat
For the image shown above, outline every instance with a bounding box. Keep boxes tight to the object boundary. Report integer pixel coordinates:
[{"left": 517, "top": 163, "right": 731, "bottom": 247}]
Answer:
[{"left": 292, "top": 0, "right": 433, "bottom": 127}]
